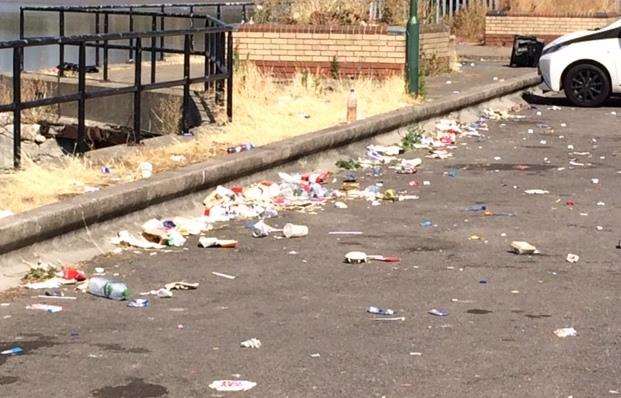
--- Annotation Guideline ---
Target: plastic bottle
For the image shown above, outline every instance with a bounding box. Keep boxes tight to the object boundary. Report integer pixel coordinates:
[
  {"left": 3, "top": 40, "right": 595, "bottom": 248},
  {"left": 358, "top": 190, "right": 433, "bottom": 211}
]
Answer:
[
  {"left": 88, "top": 277, "right": 129, "bottom": 301},
  {"left": 346, "top": 88, "right": 357, "bottom": 123}
]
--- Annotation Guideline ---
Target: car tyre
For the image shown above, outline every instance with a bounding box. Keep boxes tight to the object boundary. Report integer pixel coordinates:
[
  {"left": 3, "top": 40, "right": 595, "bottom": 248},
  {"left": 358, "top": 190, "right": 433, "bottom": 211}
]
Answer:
[{"left": 563, "top": 63, "right": 611, "bottom": 107}]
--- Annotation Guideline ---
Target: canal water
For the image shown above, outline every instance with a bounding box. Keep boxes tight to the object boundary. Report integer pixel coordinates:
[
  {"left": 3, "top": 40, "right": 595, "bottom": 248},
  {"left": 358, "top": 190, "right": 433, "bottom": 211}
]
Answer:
[{"left": 0, "top": 1, "right": 244, "bottom": 72}]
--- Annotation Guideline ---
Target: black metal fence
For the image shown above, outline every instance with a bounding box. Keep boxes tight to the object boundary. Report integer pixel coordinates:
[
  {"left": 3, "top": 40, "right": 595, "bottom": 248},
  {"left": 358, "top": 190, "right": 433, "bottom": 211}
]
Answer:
[{"left": 0, "top": 3, "right": 250, "bottom": 168}]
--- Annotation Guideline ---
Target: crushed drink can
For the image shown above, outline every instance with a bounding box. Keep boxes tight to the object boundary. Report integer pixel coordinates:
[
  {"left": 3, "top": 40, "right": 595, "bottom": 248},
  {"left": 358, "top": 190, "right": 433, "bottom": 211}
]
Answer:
[{"left": 127, "top": 298, "right": 149, "bottom": 308}]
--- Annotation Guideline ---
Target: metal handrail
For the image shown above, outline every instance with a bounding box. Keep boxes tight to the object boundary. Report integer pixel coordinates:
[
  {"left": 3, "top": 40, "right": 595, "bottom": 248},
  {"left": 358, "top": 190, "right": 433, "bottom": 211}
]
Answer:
[
  {"left": 21, "top": 2, "right": 254, "bottom": 11},
  {"left": 2, "top": 17, "right": 235, "bottom": 168},
  {"left": 0, "top": 26, "right": 231, "bottom": 49}
]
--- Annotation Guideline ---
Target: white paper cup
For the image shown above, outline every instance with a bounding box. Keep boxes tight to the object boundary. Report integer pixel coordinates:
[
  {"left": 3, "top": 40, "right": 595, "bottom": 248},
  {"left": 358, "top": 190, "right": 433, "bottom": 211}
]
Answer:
[{"left": 283, "top": 223, "right": 308, "bottom": 238}]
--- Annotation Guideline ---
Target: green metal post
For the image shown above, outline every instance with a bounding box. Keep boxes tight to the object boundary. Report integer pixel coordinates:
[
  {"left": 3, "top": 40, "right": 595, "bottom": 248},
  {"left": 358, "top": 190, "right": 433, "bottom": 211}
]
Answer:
[{"left": 406, "top": 0, "right": 420, "bottom": 95}]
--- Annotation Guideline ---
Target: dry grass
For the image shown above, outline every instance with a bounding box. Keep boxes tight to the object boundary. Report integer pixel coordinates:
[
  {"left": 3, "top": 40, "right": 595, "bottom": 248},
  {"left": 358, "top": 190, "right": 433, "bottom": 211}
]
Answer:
[
  {"left": 205, "top": 63, "right": 415, "bottom": 146},
  {"left": 0, "top": 79, "right": 57, "bottom": 124},
  {"left": 502, "top": 0, "right": 616, "bottom": 15},
  {"left": 450, "top": 2, "right": 487, "bottom": 42},
  {"left": 0, "top": 64, "right": 415, "bottom": 214}
]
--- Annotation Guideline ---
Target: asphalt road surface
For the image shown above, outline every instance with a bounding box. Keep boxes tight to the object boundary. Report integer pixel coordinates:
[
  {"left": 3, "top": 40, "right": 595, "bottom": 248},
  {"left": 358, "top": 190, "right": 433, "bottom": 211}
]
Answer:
[{"left": 1, "top": 94, "right": 620, "bottom": 397}]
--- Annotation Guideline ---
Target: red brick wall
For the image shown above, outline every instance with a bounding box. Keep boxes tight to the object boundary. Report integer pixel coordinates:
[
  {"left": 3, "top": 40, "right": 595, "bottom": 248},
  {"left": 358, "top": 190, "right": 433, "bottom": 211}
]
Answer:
[{"left": 234, "top": 24, "right": 451, "bottom": 78}]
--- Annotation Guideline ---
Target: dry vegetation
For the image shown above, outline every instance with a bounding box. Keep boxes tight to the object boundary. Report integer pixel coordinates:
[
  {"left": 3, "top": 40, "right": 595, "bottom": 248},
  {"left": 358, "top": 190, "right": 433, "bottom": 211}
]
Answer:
[
  {"left": 501, "top": 0, "right": 616, "bottom": 15},
  {"left": 0, "top": 64, "right": 415, "bottom": 213},
  {"left": 0, "top": 79, "right": 57, "bottom": 124}
]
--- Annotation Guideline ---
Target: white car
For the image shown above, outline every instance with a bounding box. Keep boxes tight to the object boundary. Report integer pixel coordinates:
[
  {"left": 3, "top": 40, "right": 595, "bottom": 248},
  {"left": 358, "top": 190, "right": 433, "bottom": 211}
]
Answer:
[{"left": 539, "top": 18, "right": 621, "bottom": 107}]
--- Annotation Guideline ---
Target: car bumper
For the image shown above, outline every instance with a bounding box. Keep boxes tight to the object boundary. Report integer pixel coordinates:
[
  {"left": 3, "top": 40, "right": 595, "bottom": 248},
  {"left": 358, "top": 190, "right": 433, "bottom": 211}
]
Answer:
[{"left": 538, "top": 55, "right": 559, "bottom": 91}]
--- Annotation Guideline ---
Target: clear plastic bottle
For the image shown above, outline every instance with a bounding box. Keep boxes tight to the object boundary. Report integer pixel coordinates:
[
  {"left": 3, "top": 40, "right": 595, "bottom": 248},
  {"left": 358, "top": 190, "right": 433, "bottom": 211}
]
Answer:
[
  {"left": 347, "top": 88, "right": 357, "bottom": 123},
  {"left": 88, "top": 277, "right": 129, "bottom": 301}
]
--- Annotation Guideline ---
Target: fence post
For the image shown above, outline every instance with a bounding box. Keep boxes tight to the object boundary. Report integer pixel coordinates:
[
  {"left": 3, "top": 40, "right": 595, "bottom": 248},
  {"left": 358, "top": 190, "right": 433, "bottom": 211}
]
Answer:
[
  {"left": 406, "top": 0, "right": 420, "bottom": 95},
  {"left": 216, "top": 31, "right": 224, "bottom": 104},
  {"left": 19, "top": 8, "right": 24, "bottom": 72},
  {"left": 209, "top": 20, "right": 215, "bottom": 91},
  {"left": 128, "top": 6, "right": 134, "bottom": 62},
  {"left": 160, "top": 5, "right": 166, "bottom": 61},
  {"left": 226, "top": 30, "right": 233, "bottom": 122},
  {"left": 12, "top": 47, "right": 22, "bottom": 168},
  {"left": 77, "top": 42, "right": 87, "bottom": 154},
  {"left": 103, "top": 13, "right": 109, "bottom": 81},
  {"left": 59, "top": 10, "right": 65, "bottom": 76},
  {"left": 151, "top": 15, "right": 157, "bottom": 84},
  {"left": 182, "top": 34, "right": 191, "bottom": 135},
  {"left": 134, "top": 37, "right": 142, "bottom": 144},
  {"left": 203, "top": 17, "right": 211, "bottom": 95},
  {"left": 95, "top": 12, "right": 101, "bottom": 67}
]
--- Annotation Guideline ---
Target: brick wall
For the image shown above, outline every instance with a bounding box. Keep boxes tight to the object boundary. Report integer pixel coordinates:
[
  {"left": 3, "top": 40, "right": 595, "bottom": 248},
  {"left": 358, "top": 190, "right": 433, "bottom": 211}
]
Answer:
[
  {"left": 485, "top": 14, "right": 620, "bottom": 46},
  {"left": 233, "top": 24, "right": 451, "bottom": 77}
]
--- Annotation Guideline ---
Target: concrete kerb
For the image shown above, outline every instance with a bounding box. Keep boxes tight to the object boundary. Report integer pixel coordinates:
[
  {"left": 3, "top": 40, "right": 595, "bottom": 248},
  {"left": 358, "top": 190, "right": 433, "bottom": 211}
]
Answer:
[{"left": 0, "top": 72, "right": 541, "bottom": 256}]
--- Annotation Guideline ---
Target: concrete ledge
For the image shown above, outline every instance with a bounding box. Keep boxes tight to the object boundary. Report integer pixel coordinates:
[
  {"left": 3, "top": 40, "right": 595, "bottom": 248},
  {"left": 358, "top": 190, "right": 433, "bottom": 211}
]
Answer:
[{"left": 0, "top": 72, "right": 541, "bottom": 255}]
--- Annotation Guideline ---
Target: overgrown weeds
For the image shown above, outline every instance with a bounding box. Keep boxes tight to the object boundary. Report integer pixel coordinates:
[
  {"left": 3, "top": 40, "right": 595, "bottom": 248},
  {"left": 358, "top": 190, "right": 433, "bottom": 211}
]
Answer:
[{"left": 449, "top": 1, "right": 487, "bottom": 43}]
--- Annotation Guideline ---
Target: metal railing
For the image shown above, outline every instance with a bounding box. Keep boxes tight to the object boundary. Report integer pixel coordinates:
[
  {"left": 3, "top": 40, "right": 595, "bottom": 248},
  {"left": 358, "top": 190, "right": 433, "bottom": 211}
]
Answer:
[
  {"left": 420, "top": 0, "right": 501, "bottom": 23},
  {"left": 20, "top": 2, "right": 252, "bottom": 78},
  {"left": 1, "top": 6, "right": 239, "bottom": 168}
]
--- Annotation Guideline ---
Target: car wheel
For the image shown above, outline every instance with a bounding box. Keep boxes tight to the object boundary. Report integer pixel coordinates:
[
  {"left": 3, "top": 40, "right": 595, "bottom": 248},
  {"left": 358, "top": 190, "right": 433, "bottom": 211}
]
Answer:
[{"left": 563, "top": 63, "right": 611, "bottom": 107}]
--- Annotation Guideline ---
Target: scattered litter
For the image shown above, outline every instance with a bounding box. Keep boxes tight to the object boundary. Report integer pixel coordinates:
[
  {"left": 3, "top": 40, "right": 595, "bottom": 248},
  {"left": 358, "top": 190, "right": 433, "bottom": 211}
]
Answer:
[
  {"left": 329, "top": 231, "right": 363, "bottom": 235},
  {"left": 310, "top": 353, "right": 321, "bottom": 358},
  {"left": 525, "top": 189, "right": 549, "bottom": 195},
  {"left": 198, "top": 237, "right": 238, "bottom": 248},
  {"left": 1, "top": 347, "right": 23, "bottom": 356},
  {"left": 428, "top": 308, "right": 448, "bottom": 317},
  {"left": 420, "top": 219, "right": 433, "bottom": 228},
  {"left": 334, "top": 201, "right": 348, "bottom": 209},
  {"left": 27, "top": 304, "right": 63, "bottom": 313},
  {"left": 165, "top": 281, "right": 199, "bottom": 291},
  {"left": 138, "top": 162, "right": 153, "bottom": 178},
  {"left": 554, "top": 327, "right": 577, "bottom": 338},
  {"left": 249, "top": 220, "right": 279, "bottom": 238},
  {"left": 62, "top": 267, "right": 86, "bottom": 282},
  {"left": 212, "top": 272, "right": 236, "bottom": 280},
  {"left": 37, "top": 295, "right": 76, "bottom": 300},
  {"left": 209, "top": 380, "right": 257, "bottom": 392},
  {"left": 344, "top": 252, "right": 400, "bottom": 263},
  {"left": 0, "top": 210, "right": 15, "bottom": 219},
  {"left": 240, "top": 338, "right": 261, "bottom": 348},
  {"left": 566, "top": 254, "right": 579, "bottom": 263},
  {"left": 465, "top": 204, "right": 486, "bottom": 212},
  {"left": 112, "top": 230, "right": 165, "bottom": 250},
  {"left": 88, "top": 277, "right": 129, "bottom": 301},
  {"left": 367, "top": 306, "right": 395, "bottom": 316},
  {"left": 511, "top": 241, "right": 539, "bottom": 255},
  {"left": 409, "top": 352, "right": 422, "bottom": 356},
  {"left": 283, "top": 223, "right": 309, "bottom": 238},
  {"left": 372, "top": 316, "right": 405, "bottom": 321},
  {"left": 24, "top": 279, "right": 65, "bottom": 290},
  {"left": 227, "top": 143, "right": 255, "bottom": 154},
  {"left": 591, "top": 178, "right": 599, "bottom": 184},
  {"left": 127, "top": 299, "right": 149, "bottom": 308}
]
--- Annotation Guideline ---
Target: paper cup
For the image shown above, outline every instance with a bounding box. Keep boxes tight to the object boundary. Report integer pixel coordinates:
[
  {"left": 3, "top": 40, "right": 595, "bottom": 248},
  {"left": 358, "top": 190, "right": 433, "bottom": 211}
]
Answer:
[{"left": 283, "top": 223, "right": 308, "bottom": 238}]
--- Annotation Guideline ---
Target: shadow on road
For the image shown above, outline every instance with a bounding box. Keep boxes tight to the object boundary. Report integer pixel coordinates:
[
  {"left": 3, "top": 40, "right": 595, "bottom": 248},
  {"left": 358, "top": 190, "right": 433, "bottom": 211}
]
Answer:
[{"left": 523, "top": 92, "right": 621, "bottom": 108}]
